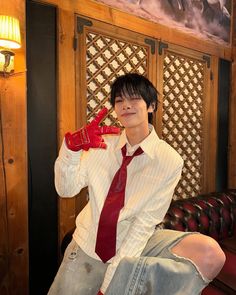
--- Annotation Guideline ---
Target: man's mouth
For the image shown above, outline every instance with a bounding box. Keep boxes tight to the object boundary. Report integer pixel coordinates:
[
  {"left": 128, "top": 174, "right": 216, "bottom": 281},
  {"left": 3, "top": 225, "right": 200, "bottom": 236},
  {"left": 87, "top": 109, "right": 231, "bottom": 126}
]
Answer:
[{"left": 121, "top": 112, "right": 135, "bottom": 117}]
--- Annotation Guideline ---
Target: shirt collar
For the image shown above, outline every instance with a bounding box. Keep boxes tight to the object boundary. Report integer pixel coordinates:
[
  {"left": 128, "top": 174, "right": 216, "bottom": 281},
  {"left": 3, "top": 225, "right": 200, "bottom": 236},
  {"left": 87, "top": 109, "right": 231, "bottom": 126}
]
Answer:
[{"left": 116, "top": 124, "right": 160, "bottom": 159}]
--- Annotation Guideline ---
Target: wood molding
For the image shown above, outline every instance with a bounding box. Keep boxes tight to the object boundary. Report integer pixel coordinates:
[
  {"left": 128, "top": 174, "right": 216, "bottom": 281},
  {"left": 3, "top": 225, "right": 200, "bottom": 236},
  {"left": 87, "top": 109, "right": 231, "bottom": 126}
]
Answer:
[
  {"left": 57, "top": 8, "right": 77, "bottom": 250},
  {"left": 205, "top": 55, "right": 219, "bottom": 192}
]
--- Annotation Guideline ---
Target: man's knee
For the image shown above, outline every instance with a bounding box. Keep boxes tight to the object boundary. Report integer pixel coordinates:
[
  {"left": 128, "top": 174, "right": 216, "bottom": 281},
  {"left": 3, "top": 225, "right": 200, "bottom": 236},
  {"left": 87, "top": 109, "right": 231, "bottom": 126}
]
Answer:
[{"left": 171, "top": 233, "right": 226, "bottom": 280}]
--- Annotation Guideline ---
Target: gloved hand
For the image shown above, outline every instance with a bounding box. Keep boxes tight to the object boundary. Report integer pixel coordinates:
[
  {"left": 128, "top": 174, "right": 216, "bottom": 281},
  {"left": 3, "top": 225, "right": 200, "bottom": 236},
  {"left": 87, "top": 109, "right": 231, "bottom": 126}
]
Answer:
[
  {"left": 97, "top": 291, "right": 104, "bottom": 295},
  {"left": 65, "top": 107, "right": 120, "bottom": 151}
]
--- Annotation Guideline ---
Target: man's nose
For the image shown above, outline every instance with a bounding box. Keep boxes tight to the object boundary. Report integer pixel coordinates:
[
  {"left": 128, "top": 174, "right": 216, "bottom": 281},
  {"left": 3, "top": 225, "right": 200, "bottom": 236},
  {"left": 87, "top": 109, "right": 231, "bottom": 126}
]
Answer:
[{"left": 122, "top": 98, "right": 131, "bottom": 109}]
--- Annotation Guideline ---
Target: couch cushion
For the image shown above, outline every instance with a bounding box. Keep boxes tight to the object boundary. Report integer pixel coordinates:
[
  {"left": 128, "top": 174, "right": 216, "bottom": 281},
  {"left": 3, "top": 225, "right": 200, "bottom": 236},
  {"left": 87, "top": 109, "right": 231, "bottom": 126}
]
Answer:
[
  {"left": 202, "top": 284, "right": 226, "bottom": 295},
  {"left": 220, "top": 236, "right": 236, "bottom": 254},
  {"left": 215, "top": 238, "right": 236, "bottom": 292}
]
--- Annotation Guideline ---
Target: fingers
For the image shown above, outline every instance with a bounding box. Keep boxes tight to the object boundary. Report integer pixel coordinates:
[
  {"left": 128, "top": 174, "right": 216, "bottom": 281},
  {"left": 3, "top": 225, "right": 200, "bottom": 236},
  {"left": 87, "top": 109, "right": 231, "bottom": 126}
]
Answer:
[
  {"left": 91, "top": 107, "right": 108, "bottom": 126},
  {"left": 97, "top": 125, "right": 120, "bottom": 135}
]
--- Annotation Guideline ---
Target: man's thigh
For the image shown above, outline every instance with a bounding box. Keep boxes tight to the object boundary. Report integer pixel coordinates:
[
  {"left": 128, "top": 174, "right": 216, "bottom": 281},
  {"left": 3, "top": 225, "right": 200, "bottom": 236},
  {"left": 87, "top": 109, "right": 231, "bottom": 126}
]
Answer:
[{"left": 142, "top": 229, "right": 197, "bottom": 258}]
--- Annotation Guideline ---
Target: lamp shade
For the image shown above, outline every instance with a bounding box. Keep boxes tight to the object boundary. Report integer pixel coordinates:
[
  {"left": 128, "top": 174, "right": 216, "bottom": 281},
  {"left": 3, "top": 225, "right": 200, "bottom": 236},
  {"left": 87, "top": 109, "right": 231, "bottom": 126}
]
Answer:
[{"left": 0, "top": 15, "right": 21, "bottom": 49}]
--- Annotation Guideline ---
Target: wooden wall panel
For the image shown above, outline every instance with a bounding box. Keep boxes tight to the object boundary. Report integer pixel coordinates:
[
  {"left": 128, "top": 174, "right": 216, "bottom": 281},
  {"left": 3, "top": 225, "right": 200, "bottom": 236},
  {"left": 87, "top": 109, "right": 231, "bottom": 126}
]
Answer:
[
  {"left": 0, "top": 1, "right": 28, "bottom": 294},
  {"left": 204, "top": 56, "right": 219, "bottom": 192},
  {"left": 57, "top": 9, "right": 77, "bottom": 251},
  {"left": 228, "top": 1, "right": 236, "bottom": 188},
  {"left": 0, "top": 109, "right": 9, "bottom": 294}
]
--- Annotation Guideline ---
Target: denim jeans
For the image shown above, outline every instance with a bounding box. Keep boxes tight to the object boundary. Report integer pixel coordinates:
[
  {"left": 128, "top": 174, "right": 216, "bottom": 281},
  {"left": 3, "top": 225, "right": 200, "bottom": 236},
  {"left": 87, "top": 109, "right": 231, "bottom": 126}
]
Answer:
[{"left": 48, "top": 229, "right": 210, "bottom": 295}]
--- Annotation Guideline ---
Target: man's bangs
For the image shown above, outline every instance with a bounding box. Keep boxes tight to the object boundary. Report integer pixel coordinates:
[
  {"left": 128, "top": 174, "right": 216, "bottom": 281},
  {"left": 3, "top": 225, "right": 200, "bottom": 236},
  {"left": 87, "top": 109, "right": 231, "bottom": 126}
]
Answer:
[{"left": 115, "top": 83, "right": 140, "bottom": 99}]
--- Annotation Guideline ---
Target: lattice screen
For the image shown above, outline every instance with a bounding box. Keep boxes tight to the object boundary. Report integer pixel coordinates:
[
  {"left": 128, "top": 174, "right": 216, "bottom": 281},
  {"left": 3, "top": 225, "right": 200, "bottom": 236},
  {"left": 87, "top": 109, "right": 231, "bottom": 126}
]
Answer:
[
  {"left": 86, "top": 31, "right": 148, "bottom": 125},
  {"left": 83, "top": 21, "right": 207, "bottom": 200},
  {"left": 162, "top": 50, "right": 205, "bottom": 199}
]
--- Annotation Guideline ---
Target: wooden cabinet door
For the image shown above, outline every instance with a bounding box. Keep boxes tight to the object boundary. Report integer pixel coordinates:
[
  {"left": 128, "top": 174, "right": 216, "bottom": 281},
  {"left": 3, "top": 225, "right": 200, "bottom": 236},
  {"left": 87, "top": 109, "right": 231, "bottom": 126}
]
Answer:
[{"left": 156, "top": 42, "right": 217, "bottom": 199}]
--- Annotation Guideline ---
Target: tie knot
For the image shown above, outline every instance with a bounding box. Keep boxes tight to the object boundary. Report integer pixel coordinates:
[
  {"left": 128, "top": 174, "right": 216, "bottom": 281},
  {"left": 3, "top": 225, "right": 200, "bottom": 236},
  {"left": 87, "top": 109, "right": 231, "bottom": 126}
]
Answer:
[{"left": 121, "top": 145, "right": 143, "bottom": 166}]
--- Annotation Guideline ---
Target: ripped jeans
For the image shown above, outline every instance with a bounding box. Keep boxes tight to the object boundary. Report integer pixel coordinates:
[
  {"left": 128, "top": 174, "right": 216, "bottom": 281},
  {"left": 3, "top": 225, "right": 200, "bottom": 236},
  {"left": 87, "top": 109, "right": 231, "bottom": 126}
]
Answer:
[{"left": 47, "top": 229, "right": 210, "bottom": 295}]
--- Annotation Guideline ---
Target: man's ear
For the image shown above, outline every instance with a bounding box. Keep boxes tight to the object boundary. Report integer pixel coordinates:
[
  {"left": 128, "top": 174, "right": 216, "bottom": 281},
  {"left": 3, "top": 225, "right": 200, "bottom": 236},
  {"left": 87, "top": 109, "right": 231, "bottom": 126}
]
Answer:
[{"left": 148, "top": 102, "right": 156, "bottom": 113}]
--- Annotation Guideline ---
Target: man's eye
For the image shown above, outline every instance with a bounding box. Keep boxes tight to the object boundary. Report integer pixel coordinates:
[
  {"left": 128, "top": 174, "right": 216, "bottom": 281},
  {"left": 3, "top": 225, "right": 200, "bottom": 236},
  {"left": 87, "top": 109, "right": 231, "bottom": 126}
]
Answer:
[{"left": 115, "top": 99, "right": 122, "bottom": 103}]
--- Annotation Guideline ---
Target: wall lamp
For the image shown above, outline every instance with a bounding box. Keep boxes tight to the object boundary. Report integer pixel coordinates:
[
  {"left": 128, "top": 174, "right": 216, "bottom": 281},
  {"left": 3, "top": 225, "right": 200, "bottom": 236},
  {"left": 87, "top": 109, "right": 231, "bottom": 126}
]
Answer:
[{"left": 0, "top": 15, "right": 21, "bottom": 75}]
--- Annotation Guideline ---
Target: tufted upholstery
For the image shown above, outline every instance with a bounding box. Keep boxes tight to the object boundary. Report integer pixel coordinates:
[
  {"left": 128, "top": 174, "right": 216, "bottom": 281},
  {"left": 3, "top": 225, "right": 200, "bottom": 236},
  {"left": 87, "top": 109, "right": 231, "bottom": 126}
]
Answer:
[{"left": 162, "top": 190, "right": 236, "bottom": 241}]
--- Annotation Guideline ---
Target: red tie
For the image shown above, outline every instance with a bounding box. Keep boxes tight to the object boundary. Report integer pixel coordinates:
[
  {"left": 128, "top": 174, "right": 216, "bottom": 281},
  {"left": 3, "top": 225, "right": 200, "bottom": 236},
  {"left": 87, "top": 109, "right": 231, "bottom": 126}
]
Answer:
[{"left": 95, "top": 145, "right": 143, "bottom": 263}]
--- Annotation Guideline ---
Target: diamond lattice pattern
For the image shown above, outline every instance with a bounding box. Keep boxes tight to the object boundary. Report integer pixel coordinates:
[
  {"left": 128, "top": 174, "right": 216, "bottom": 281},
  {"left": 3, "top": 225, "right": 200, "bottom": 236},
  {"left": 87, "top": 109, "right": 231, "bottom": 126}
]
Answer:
[
  {"left": 162, "top": 51, "right": 204, "bottom": 199},
  {"left": 86, "top": 31, "right": 148, "bottom": 125}
]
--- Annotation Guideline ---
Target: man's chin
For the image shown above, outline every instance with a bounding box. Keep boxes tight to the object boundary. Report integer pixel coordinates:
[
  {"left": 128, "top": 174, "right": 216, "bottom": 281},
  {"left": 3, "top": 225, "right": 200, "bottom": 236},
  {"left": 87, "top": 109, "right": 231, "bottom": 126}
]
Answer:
[
  {"left": 121, "top": 123, "right": 138, "bottom": 129},
  {"left": 119, "top": 118, "right": 136, "bottom": 127}
]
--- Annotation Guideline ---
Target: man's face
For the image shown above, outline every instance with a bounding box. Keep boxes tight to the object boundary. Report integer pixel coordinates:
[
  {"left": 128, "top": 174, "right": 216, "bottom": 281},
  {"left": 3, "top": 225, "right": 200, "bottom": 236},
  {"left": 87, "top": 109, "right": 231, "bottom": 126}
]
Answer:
[{"left": 114, "top": 94, "right": 153, "bottom": 129}]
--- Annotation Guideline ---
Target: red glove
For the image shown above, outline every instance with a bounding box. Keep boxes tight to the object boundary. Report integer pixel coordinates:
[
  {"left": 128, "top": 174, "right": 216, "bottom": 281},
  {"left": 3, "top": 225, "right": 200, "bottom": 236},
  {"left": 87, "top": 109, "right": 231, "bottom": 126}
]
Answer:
[
  {"left": 97, "top": 291, "right": 104, "bottom": 295},
  {"left": 65, "top": 108, "right": 120, "bottom": 151}
]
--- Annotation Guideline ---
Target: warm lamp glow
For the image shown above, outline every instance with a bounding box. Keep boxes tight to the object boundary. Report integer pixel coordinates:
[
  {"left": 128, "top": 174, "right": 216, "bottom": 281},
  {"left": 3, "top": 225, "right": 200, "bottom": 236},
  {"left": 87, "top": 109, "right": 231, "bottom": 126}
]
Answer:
[
  {"left": 0, "top": 15, "right": 21, "bottom": 49},
  {"left": 0, "top": 15, "right": 21, "bottom": 74}
]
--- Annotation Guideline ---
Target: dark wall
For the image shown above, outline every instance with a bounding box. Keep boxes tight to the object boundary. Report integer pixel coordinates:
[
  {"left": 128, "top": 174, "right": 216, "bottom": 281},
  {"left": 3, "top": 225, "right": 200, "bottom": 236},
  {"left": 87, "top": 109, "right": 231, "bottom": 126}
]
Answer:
[
  {"left": 216, "top": 59, "right": 230, "bottom": 191},
  {"left": 26, "top": 1, "right": 58, "bottom": 294}
]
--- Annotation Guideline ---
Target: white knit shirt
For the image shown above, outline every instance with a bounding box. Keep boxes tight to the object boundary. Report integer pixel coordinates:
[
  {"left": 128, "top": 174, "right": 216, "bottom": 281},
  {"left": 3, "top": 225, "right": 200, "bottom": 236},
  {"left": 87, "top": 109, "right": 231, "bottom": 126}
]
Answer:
[{"left": 54, "top": 125, "right": 183, "bottom": 293}]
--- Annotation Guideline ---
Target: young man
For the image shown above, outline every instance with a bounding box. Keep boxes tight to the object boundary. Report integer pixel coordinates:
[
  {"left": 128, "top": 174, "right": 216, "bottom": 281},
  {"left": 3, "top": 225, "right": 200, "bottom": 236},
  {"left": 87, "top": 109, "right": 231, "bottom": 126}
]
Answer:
[{"left": 48, "top": 73, "right": 225, "bottom": 295}]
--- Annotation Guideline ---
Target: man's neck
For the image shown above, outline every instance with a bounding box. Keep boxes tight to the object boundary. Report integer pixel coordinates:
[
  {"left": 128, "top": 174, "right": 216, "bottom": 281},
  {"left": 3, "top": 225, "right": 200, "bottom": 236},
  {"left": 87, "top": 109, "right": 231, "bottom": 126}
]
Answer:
[{"left": 125, "top": 124, "right": 150, "bottom": 146}]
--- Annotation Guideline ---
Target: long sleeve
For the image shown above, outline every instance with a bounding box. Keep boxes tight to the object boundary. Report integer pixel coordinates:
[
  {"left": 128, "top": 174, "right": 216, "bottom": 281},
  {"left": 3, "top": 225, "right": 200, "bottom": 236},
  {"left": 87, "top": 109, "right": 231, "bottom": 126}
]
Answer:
[
  {"left": 54, "top": 140, "right": 89, "bottom": 197},
  {"left": 100, "top": 161, "right": 183, "bottom": 294}
]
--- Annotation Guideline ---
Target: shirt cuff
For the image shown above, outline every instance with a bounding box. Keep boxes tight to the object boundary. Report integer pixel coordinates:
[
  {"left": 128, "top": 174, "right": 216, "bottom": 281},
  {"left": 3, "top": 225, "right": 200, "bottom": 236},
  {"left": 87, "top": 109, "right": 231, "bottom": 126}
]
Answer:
[{"left": 59, "top": 139, "right": 83, "bottom": 165}]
